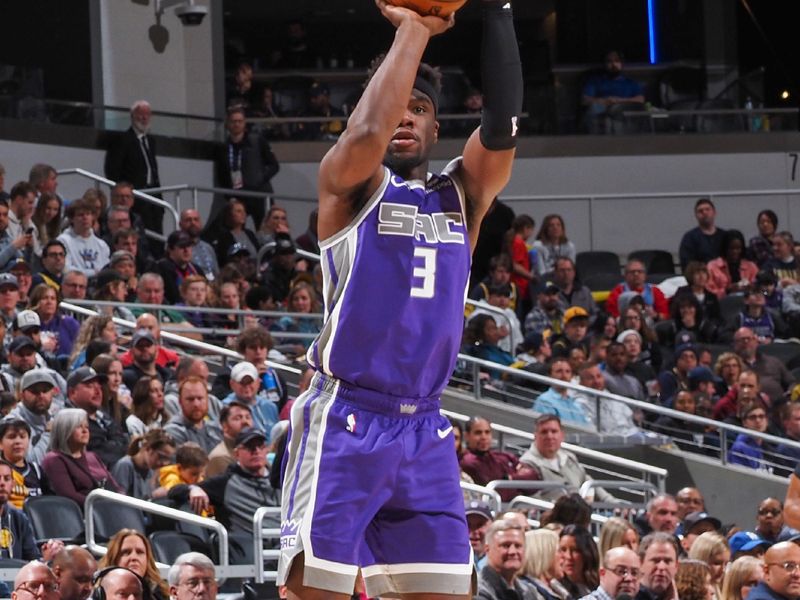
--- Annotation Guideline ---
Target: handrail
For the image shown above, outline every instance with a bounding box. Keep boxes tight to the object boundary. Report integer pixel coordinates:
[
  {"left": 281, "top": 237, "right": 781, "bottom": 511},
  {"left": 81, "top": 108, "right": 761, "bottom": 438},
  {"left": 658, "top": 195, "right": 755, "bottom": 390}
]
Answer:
[
  {"left": 500, "top": 187, "right": 800, "bottom": 203},
  {"left": 57, "top": 168, "right": 180, "bottom": 232},
  {"left": 508, "top": 495, "right": 610, "bottom": 527},
  {"left": 59, "top": 301, "right": 303, "bottom": 376},
  {"left": 84, "top": 489, "right": 229, "bottom": 567},
  {"left": 486, "top": 480, "right": 570, "bottom": 497},
  {"left": 65, "top": 298, "right": 324, "bottom": 320},
  {"left": 459, "top": 482, "right": 502, "bottom": 514},
  {"left": 577, "top": 480, "right": 659, "bottom": 501},
  {"left": 464, "top": 299, "right": 514, "bottom": 336},
  {"left": 40, "top": 97, "right": 224, "bottom": 123},
  {"left": 442, "top": 408, "right": 667, "bottom": 490},
  {"left": 252, "top": 506, "right": 282, "bottom": 583}
]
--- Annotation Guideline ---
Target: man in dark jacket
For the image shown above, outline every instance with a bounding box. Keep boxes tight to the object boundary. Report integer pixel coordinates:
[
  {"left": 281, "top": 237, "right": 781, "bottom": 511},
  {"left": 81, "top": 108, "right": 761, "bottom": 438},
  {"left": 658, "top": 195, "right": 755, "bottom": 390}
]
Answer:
[
  {"left": 153, "top": 231, "right": 205, "bottom": 304},
  {"left": 168, "top": 428, "right": 279, "bottom": 533},
  {"left": 748, "top": 541, "right": 800, "bottom": 600}
]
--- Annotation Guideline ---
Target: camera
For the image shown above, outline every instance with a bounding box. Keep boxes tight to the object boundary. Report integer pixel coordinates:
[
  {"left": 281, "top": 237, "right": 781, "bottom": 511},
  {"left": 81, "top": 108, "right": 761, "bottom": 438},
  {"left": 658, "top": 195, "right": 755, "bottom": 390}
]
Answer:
[{"left": 175, "top": 3, "right": 208, "bottom": 25}]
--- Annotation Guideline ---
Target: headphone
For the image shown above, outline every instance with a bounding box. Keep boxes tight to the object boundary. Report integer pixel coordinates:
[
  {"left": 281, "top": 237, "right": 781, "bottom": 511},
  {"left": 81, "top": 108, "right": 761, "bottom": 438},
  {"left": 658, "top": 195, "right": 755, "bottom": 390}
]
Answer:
[{"left": 91, "top": 567, "right": 146, "bottom": 600}]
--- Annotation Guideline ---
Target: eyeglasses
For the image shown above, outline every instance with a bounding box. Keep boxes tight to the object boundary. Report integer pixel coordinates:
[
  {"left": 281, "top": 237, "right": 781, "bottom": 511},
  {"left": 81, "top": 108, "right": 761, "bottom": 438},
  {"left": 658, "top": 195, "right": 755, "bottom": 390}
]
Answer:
[
  {"left": 15, "top": 581, "right": 60, "bottom": 596},
  {"left": 734, "top": 336, "right": 755, "bottom": 343},
  {"left": 626, "top": 269, "right": 645, "bottom": 275},
  {"left": 766, "top": 562, "right": 800, "bottom": 573},
  {"left": 608, "top": 566, "right": 641, "bottom": 579},
  {"left": 45, "top": 252, "right": 65, "bottom": 258},
  {"left": 759, "top": 508, "right": 781, "bottom": 517},
  {"left": 178, "top": 578, "right": 217, "bottom": 591},
  {"left": 745, "top": 413, "right": 767, "bottom": 421}
]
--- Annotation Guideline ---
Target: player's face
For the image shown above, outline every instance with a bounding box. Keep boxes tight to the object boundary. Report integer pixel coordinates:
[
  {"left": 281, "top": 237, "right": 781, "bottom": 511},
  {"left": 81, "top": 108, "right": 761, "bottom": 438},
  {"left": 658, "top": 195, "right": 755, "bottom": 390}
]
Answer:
[{"left": 384, "top": 91, "right": 438, "bottom": 176}]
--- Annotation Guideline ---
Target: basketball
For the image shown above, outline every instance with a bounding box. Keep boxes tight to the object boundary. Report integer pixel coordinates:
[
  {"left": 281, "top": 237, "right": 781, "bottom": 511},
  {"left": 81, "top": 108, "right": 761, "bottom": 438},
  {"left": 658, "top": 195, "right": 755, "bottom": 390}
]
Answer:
[{"left": 386, "top": 0, "right": 468, "bottom": 18}]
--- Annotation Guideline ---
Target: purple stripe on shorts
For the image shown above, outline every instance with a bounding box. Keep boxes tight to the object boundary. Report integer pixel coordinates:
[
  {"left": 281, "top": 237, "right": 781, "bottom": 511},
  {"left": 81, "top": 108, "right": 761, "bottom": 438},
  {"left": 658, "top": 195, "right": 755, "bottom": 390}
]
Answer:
[
  {"left": 326, "top": 248, "right": 339, "bottom": 287},
  {"left": 285, "top": 382, "right": 324, "bottom": 520}
]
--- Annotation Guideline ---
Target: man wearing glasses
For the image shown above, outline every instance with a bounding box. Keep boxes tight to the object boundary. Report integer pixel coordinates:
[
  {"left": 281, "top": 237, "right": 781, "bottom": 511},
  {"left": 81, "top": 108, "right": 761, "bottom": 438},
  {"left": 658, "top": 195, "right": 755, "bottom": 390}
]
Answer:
[
  {"left": 756, "top": 498, "right": 799, "bottom": 544},
  {"left": 749, "top": 542, "right": 800, "bottom": 600},
  {"left": 606, "top": 260, "right": 669, "bottom": 320},
  {"left": 11, "top": 561, "right": 59, "bottom": 600},
  {"left": 31, "top": 240, "right": 67, "bottom": 293},
  {"left": 581, "top": 547, "right": 641, "bottom": 600},
  {"left": 168, "top": 552, "right": 218, "bottom": 600}
]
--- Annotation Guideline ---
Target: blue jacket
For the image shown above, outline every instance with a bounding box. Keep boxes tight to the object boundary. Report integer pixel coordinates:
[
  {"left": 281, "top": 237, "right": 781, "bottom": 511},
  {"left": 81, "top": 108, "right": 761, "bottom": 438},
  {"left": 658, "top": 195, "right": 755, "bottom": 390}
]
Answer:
[
  {"left": 746, "top": 581, "right": 794, "bottom": 600},
  {"left": 222, "top": 392, "right": 279, "bottom": 441},
  {"left": 728, "top": 433, "right": 768, "bottom": 471}
]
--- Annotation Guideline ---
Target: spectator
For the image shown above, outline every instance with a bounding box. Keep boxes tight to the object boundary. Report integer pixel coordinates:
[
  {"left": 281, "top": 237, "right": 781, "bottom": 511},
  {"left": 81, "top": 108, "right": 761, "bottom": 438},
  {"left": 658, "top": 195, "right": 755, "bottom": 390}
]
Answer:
[
  {"left": 223, "top": 362, "right": 279, "bottom": 438},
  {"left": 104, "top": 100, "right": 162, "bottom": 236},
  {"left": 92, "top": 568, "right": 143, "bottom": 600},
  {"left": 6, "top": 182, "right": 40, "bottom": 263},
  {"left": 620, "top": 305, "right": 662, "bottom": 370},
  {"left": 472, "top": 199, "right": 516, "bottom": 289},
  {"left": 111, "top": 229, "right": 149, "bottom": 277},
  {"left": 757, "top": 270, "right": 783, "bottom": 314},
  {"left": 51, "top": 546, "right": 97, "bottom": 600},
  {"left": 207, "top": 401, "right": 253, "bottom": 477},
  {"left": 92, "top": 268, "right": 136, "bottom": 323},
  {"left": 260, "top": 232, "right": 299, "bottom": 303},
  {"left": 30, "top": 283, "right": 80, "bottom": 358},
  {"left": 270, "top": 281, "right": 323, "bottom": 353},
  {"left": 68, "top": 315, "right": 116, "bottom": 370},
  {"left": 714, "top": 352, "right": 744, "bottom": 397},
  {"left": 639, "top": 495, "right": 679, "bottom": 537},
  {"left": 168, "top": 427, "right": 279, "bottom": 534},
  {"left": 475, "top": 520, "right": 534, "bottom": 600},
  {"left": 164, "top": 356, "right": 221, "bottom": 422},
  {"left": 505, "top": 214, "right": 539, "bottom": 313},
  {"left": 111, "top": 429, "right": 174, "bottom": 499},
  {"left": 674, "top": 559, "right": 713, "bottom": 600},
  {"left": 98, "top": 529, "right": 169, "bottom": 600},
  {"left": 582, "top": 51, "right": 645, "bottom": 133},
  {"left": 92, "top": 352, "right": 130, "bottom": 428},
  {"left": 459, "top": 416, "right": 539, "bottom": 502},
  {"left": 542, "top": 493, "right": 593, "bottom": 529},
  {"left": 298, "top": 82, "right": 345, "bottom": 141},
  {"left": 256, "top": 205, "right": 290, "bottom": 248},
  {"left": 167, "top": 552, "right": 218, "bottom": 600},
  {"left": 636, "top": 532, "right": 679, "bottom": 600},
  {"left": 617, "top": 329, "right": 657, "bottom": 388},
  {"left": 603, "top": 341, "right": 646, "bottom": 400},
  {"left": 154, "top": 231, "right": 205, "bottom": 305},
  {"left": 533, "top": 214, "right": 577, "bottom": 276},
  {"left": 61, "top": 270, "right": 88, "bottom": 301},
  {"left": 126, "top": 376, "right": 169, "bottom": 436},
  {"left": 212, "top": 107, "right": 279, "bottom": 231},
  {"left": 607, "top": 260, "right": 669, "bottom": 320},
  {"left": 461, "top": 314, "right": 515, "bottom": 379},
  {"left": 121, "top": 313, "right": 180, "bottom": 370},
  {"left": 100, "top": 206, "right": 137, "bottom": 254},
  {"left": 765, "top": 232, "right": 800, "bottom": 287},
  {"left": 42, "top": 407, "right": 122, "bottom": 507},
  {"left": 57, "top": 199, "right": 110, "bottom": 277},
  {"left": 688, "top": 531, "right": 730, "bottom": 595},
  {"left": 122, "top": 329, "right": 172, "bottom": 392},
  {"left": 106, "top": 182, "right": 149, "bottom": 252},
  {"left": 0, "top": 416, "right": 48, "bottom": 509},
  {"left": 558, "top": 525, "right": 600, "bottom": 598},
  {"left": 468, "top": 283, "right": 523, "bottom": 355},
  {"left": 756, "top": 498, "right": 799, "bottom": 544},
  {"left": 519, "top": 414, "right": 618, "bottom": 503},
  {"left": 519, "top": 528, "right": 570, "bottom": 600},
  {"left": 676, "top": 487, "right": 706, "bottom": 521},
  {"left": 575, "top": 362, "right": 641, "bottom": 436},
  {"left": 7, "top": 368, "right": 59, "bottom": 463},
  {"left": 552, "top": 257, "right": 598, "bottom": 320},
  {"left": 30, "top": 239, "right": 65, "bottom": 292},
  {"left": 749, "top": 210, "right": 779, "bottom": 267},
  {"left": 747, "top": 542, "right": 800, "bottom": 600},
  {"left": 599, "top": 517, "right": 640, "bottom": 558},
  {"left": 213, "top": 199, "right": 259, "bottom": 268},
  {"left": 658, "top": 343, "right": 699, "bottom": 407},
  {"left": 650, "top": 390, "right": 709, "bottom": 449},
  {"left": 707, "top": 230, "right": 760, "bottom": 298},
  {"left": 662, "top": 294, "right": 720, "bottom": 348},
  {"left": 524, "top": 284, "right": 565, "bottom": 336},
  {"left": 465, "top": 500, "right": 493, "bottom": 573},
  {"left": 12, "top": 561, "right": 60, "bottom": 600},
  {"left": 729, "top": 531, "right": 771, "bottom": 561},
  {"left": 728, "top": 401, "right": 774, "bottom": 471},
  {"left": 739, "top": 287, "right": 785, "bottom": 343},
  {"left": 550, "top": 307, "right": 590, "bottom": 359},
  {"left": 514, "top": 331, "right": 552, "bottom": 370},
  {"left": 32, "top": 190, "right": 61, "bottom": 246},
  {"left": 225, "top": 61, "right": 258, "bottom": 110},
  {"left": 294, "top": 208, "right": 319, "bottom": 255},
  {"left": 0, "top": 199, "right": 28, "bottom": 273},
  {"left": 159, "top": 443, "right": 208, "bottom": 493},
  {"left": 470, "top": 254, "right": 519, "bottom": 315},
  {"left": 713, "top": 370, "right": 769, "bottom": 424},
  {"left": 533, "top": 358, "right": 591, "bottom": 426},
  {"left": 66, "top": 366, "right": 128, "bottom": 468},
  {"left": 3, "top": 335, "right": 66, "bottom": 403},
  {"left": 721, "top": 555, "right": 764, "bottom": 600},
  {"left": 176, "top": 276, "right": 210, "bottom": 329},
  {"left": 582, "top": 547, "right": 641, "bottom": 600},
  {"left": 178, "top": 209, "right": 218, "bottom": 278},
  {"left": 679, "top": 198, "right": 726, "bottom": 270},
  {"left": 775, "top": 403, "right": 800, "bottom": 470},
  {"left": 164, "top": 376, "right": 223, "bottom": 453},
  {"left": 673, "top": 262, "right": 722, "bottom": 323},
  {"left": 733, "top": 327, "right": 794, "bottom": 404}
]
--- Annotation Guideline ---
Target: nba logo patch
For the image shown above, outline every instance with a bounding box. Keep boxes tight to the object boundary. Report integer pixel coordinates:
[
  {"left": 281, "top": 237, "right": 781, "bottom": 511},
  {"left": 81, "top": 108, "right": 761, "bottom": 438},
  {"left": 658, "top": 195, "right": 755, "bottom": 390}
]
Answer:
[{"left": 346, "top": 413, "right": 356, "bottom": 433}]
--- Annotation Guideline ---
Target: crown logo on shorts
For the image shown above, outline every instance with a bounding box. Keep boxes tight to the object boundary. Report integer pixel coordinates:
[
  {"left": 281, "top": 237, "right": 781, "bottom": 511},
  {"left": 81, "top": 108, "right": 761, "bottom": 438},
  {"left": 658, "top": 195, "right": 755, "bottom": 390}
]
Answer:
[{"left": 399, "top": 404, "right": 418, "bottom": 414}]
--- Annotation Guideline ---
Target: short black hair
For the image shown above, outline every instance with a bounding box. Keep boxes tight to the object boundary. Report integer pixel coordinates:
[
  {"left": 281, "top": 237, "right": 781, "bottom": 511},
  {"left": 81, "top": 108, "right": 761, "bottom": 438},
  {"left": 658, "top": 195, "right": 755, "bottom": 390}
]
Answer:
[{"left": 365, "top": 54, "right": 442, "bottom": 98}]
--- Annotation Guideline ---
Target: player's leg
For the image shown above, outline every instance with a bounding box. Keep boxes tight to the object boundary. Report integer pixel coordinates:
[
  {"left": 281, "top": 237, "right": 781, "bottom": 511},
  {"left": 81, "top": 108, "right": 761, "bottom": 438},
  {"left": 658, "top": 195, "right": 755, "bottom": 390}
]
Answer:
[{"left": 285, "top": 553, "right": 351, "bottom": 600}]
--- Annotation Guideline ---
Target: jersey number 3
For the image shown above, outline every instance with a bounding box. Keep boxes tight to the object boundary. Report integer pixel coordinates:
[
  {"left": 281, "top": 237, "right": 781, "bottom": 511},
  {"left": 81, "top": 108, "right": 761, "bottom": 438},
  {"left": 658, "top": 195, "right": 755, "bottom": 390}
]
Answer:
[{"left": 411, "top": 247, "right": 437, "bottom": 299}]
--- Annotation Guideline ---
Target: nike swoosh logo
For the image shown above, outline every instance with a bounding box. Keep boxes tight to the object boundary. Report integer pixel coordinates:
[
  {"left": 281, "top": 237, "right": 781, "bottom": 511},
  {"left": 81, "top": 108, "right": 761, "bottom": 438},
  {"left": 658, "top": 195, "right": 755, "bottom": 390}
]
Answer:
[{"left": 437, "top": 426, "right": 453, "bottom": 439}]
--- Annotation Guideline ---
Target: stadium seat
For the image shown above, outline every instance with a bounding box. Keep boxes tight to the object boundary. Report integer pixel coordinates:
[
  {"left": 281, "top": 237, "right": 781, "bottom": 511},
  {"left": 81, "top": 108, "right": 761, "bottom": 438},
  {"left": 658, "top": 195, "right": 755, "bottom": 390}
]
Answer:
[
  {"left": 23, "top": 496, "right": 84, "bottom": 544},
  {"left": 718, "top": 295, "right": 745, "bottom": 327},
  {"left": 210, "top": 531, "right": 255, "bottom": 565},
  {"left": 149, "top": 531, "right": 210, "bottom": 564},
  {"left": 92, "top": 499, "right": 146, "bottom": 541},
  {"left": 629, "top": 250, "right": 675, "bottom": 275},
  {"left": 576, "top": 251, "right": 621, "bottom": 282},
  {"left": 759, "top": 343, "right": 800, "bottom": 365}
]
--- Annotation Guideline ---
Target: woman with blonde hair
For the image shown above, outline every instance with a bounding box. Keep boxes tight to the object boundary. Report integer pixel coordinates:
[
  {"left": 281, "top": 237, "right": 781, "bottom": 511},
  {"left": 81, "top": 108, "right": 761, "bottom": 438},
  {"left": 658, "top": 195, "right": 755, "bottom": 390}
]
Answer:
[
  {"left": 689, "top": 531, "right": 731, "bottom": 598},
  {"left": 519, "top": 528, "right": 570, "bottom": 600},
  {"left": 598, "top": 516, "right": 640, "bottom": 558},
  {"left": 99, "top": 529, "right": 169, "bottom": 600},
  {"left": 69, "top": 314, "right": 117, "bottom": 369},
  {"left": 720, "top": 556, "right": 763, "bottom": 600}
]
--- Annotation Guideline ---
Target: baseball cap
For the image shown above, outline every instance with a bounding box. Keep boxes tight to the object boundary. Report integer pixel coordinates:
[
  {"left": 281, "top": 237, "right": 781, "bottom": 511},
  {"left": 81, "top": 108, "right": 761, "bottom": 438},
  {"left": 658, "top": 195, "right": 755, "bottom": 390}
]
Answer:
[
  {"left": 688, "top": 366, "right": 717, "bottom": 384},
  {"left": 682, "top": 511, "right": 721, "bottom": 535},
  {"left": 564, "top": 306, "right": 590, "bottom": 324},
  {"left": 675, "top": 342, "right": 698, "bottom": 358},
  {"left": 8, "top": 336, "right": 36, "bottom": 354},
  {"left": 20, "top": 368, "right": 56, "bottom": 391},
  {"left": 95, "top": 268, "right": 125, "bottom": 290},
  {"left": 309, "top": 82, "right": 329, "bottom": 97},
  {"left": 542, "top": 282, "right": 560, "bottom": 295},
  {"left": 234, "top": 427, "right": 267, "bottom": 448},
  {"left": 8, "top": 258, "right": 30, "bottom": 273},
  {"left": 66, "top": 366, "right": 103, "bottom": 389},
  {"left": 227, "top": 243, "right": 250, "bottom": 258},
  {"left": 0, "top": 273, "right": 19, "bottom": 290},
  {"left": 109, "top": 250, "right": 135, "bottom": 267},
  {"left": 231, "top": 362, "right": 259, "bottom": 383},
  {"left": 729, "top": 531, "right": 771, "bottom": 555},
  {"left": 131, "top": 329, "right": 156, "bottom": 346},
  {"left": 521, "top": 331, "right": 544, "bottom": 352},
  {"left": 274, "top": 233, "right": 296, "bottom": 256},
  {"left": 465, "top": 500, "right": 493, "bottom": 522},
  {"left": 15, "top": 310, "right": 41, "bottom": 332},
  {"left": 167, "top": 230, "right": 194, "bottom": 248}
]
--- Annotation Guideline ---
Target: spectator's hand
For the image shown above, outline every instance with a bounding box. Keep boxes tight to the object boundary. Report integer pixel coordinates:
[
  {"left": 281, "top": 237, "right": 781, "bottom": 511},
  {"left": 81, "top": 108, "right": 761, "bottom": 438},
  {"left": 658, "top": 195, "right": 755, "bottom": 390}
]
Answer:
[
  {"left": 243, "top": 315, "right": 259, "bottom": 329},
  {"left": 188, "top": 485, "right": 209, "bottom": 514},
  {"left": 118, "top": 390, "right": 133, "bottom": 409},
  {"left": 40, "top": 539, "right": 64, "bottom": 561},
  {"left": 40, "top": 333, "right": 57, "bottom": 353},
  {"left": 12, "top": 232, "right": 32, "bottom": 250}
]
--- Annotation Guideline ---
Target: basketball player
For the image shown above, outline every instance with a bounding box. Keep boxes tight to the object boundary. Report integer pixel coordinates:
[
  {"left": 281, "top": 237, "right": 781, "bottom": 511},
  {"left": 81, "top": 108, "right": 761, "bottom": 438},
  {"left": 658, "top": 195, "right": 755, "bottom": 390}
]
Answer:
[{"left": 278, "top": 0, "right": 522, "bottom": 598}]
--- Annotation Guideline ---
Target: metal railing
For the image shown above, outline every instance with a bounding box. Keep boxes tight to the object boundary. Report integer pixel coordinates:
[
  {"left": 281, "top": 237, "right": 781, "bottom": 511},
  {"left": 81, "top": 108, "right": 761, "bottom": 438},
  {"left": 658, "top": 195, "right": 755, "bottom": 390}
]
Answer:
[
  {"left": 460, "top": 482, "right": 503, "bottom": 513},
  {"left": 455, "top": 353, "right": 800, "bottom": 471},
  {"left": 57, "top": 168, "right": 180, "bottom": 239},
  {"left": 252, "top": 507, "right": 283, "bottom": 583},
  {"left": 139, "top": 184, "right": 318, "bottom": 216},
  {"left": 508, "top": 496, "right": 609, "bottom": 536}
]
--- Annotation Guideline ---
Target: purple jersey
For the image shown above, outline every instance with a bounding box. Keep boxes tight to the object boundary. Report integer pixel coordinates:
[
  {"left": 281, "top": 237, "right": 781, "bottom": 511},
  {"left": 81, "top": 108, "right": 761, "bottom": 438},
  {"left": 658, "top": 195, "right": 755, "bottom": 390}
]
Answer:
[{"left": 308, "top": 160, "right": 470, "bottom": 399}]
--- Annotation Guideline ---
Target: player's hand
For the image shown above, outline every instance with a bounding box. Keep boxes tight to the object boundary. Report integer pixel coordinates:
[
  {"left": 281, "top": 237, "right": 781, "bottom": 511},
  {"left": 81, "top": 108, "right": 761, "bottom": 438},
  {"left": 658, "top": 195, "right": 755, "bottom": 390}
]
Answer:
[{"left": 375, "top": 0, "right": 455, "bottom": 36}]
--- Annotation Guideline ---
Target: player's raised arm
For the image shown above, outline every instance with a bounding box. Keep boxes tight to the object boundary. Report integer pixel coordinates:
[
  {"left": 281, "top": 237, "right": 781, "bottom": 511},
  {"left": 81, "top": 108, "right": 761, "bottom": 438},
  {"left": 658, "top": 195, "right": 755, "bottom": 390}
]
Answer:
[
  {"left": 459, "top": 0, "right": 523, "bottom": 246},
  {"left": 317, "top": 1, "right": 453, "bottom": 239}
]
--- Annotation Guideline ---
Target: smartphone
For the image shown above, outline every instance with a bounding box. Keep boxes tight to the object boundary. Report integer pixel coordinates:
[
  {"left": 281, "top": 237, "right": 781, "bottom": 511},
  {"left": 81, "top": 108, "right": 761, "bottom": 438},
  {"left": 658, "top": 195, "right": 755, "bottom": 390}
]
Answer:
[{"left": 25, "top": 227, "right": 33, "bottom": 235}]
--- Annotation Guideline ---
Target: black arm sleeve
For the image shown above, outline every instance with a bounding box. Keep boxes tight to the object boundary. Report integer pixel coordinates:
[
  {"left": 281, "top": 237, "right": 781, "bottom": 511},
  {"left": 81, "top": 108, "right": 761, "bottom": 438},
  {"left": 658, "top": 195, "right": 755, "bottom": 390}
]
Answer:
[{"left": 479, "top": 0, "right": 524, "bottom": 151}]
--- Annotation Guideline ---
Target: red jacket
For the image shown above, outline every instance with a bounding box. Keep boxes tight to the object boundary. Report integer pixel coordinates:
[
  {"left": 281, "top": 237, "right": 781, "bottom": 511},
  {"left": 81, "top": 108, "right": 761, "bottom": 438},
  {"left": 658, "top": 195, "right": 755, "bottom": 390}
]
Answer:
[
  {"left": 459, "top": 449, "right": 539, "bottom": 502},
  {"left": 606, "top": 283, "right": 669, "bottom": 319},
  {"left": 119, "top": 345, "right": 180, "bottom": 369}
]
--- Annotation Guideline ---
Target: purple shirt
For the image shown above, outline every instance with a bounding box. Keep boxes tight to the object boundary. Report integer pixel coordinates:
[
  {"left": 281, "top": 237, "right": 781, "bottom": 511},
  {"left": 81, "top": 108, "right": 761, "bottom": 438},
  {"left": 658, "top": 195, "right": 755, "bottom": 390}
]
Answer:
[{"left": 308, "top": 161, "right": 470, "bottom": 399}]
